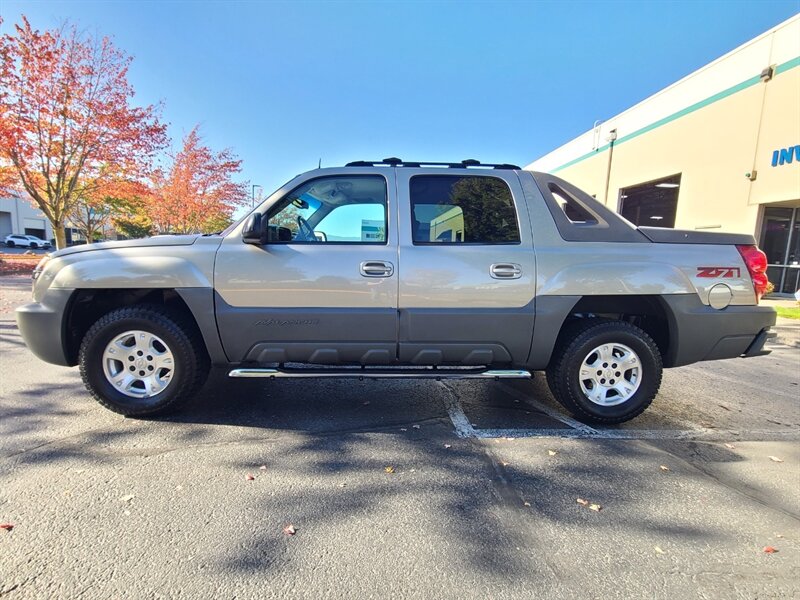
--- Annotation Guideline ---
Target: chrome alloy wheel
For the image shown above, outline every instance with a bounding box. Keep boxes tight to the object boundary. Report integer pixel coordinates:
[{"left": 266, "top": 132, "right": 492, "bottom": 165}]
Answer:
[
  {"left": 102, "top": 330, "right": 175, "bottom": 398},
  {"left": 578, "top": 342, "right": 642, "bottom": 407}
]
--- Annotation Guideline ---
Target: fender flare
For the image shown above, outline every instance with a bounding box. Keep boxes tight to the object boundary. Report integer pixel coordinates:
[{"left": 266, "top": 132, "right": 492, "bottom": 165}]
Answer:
[{"left": 50, "top": 256, "right": 211, "bottom": 289}]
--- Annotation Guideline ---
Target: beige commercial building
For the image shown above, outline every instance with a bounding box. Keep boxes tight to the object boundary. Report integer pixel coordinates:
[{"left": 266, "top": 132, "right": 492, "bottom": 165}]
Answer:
[
  {"left": 527, "top": 14, "right": 800, "bottom": 296},
  {"left": 0, "top": 195, "right": 54, "bottom": 241}
]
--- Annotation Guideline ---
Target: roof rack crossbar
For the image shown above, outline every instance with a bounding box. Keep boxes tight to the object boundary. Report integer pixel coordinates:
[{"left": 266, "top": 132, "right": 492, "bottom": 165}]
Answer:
[{"left": 344, "top": 158, "right": 520, "bottom": 170}]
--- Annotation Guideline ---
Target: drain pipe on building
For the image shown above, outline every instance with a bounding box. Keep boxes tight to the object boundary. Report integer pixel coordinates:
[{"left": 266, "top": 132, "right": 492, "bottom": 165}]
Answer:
[{"left": 603, "top": 128, "right": 618, "bottom": 206}]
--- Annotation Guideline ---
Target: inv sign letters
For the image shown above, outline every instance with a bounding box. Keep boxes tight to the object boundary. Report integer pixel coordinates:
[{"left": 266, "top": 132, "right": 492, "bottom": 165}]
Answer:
[{"left": 771, "top": 145, "right": 800, "bottom": 167}]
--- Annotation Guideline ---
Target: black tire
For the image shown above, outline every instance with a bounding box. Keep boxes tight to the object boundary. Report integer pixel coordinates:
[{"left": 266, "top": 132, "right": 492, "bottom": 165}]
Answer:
[
  {"left": 79, "top": 305, "right": 209, "bottom": 416},
  {"left": 30, "top": 242, "right": 38, "bottom": 249},
  {"left": 546, "top": 320, "right": 663, "bottom": 424},
  {"left": 6, "top": 241, "right": 14, "bottom": 248}
]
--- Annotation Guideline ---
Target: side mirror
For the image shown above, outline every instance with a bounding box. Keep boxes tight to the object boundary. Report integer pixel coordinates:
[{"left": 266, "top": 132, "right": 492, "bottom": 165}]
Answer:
[{"left": 242, "top": 213, "right": 267, "bottom": 245}]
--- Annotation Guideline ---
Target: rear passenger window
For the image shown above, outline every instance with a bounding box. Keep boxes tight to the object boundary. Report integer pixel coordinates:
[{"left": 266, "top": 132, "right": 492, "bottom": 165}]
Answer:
[{"left": 410, "top": 175, "right": 520, "bottom": 244}]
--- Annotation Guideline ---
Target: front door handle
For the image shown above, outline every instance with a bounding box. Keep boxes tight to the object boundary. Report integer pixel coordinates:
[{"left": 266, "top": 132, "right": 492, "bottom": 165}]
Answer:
[
  {"left": 490, "top": 263, "right": 522, "bottom": 279},
  {"left": 360, "top": 260, "right": 394, "bottom": 278}
]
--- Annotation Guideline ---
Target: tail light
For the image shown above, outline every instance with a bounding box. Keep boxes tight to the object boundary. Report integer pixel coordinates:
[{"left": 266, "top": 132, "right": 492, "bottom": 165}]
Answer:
[{"left": 736, "top": 244, "right": 769, "bottom": 302}]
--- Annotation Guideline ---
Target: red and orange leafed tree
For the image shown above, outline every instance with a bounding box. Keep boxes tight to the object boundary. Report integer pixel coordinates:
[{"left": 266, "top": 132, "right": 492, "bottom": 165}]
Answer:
[
  {"left": 148, "top": 126, "right": 248, "bottom": 234},
  {"left": 0, "top": 16, "right": 167, "bottom": 248}
]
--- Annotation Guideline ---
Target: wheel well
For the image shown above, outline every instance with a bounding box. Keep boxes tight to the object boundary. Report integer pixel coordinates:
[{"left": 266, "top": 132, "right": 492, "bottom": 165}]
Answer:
[
  {"left": 563, "top": 295, "right": 672, "bottom": 363},
  {"left": 63, "top": 288, "right": 204, "bottom": 365}
]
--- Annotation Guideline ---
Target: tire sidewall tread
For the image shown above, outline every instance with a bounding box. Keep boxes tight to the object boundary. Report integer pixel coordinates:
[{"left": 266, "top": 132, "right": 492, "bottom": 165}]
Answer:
[
  {"left": 546, "top": 320, "right": 663, "bottom": 425},
  {"left": 78, "top": 304, "right": 209, "bottom": 417}
]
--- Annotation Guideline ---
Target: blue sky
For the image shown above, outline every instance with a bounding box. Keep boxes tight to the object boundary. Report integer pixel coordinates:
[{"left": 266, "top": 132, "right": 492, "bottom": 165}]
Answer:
[{"left": 2, "top": 0, "right": 798, "bottom": 200}]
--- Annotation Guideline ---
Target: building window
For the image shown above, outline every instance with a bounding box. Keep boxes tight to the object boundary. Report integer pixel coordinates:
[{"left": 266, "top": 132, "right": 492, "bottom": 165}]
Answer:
[
  {"left": 618, "top": 174, "right": 681, "bottom": 228},
  {"left": 410, "top": 175, "right": 520, "bottom": 244},
  {"left": 760, "top": 206, "right": 799, "bottom": 295}
]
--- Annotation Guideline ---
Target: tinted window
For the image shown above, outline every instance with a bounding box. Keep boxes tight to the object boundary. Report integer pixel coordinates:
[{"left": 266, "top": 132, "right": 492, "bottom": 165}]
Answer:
[
  {"left": 549, "top": 184, "right": 598, "bottom": 224},
  {"left": 267, "top": 175, "right": 387, "bottom": 244},
  {"left": 410, "top": 175, "right": 519, "bottom": 244}
]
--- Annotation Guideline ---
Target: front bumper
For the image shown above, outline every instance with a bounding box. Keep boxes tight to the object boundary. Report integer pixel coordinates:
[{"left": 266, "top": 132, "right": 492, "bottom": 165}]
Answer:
[
  {"left": 15, "top": 288, "right": 75, "bottom": 366},
  {"left": 662, "top": 295, "right": 777, "bottom": 367}
]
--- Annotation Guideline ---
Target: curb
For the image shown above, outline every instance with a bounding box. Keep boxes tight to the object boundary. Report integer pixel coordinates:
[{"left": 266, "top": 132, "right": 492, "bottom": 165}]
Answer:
[{"left": 773, "top": 318, "right": 800, "bottom": 348}]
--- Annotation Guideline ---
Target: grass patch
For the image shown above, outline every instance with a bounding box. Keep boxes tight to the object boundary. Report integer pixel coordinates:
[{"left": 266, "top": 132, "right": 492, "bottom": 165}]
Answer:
[{"left": 775, "top": 306, "right": 800, "bottom": 319}]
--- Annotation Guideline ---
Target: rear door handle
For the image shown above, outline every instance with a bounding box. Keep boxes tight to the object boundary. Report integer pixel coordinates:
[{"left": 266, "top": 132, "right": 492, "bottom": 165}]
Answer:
[
  {"left": 490, "top": 263, "right": 522, "bottom": 279},
  {"left": 360, "top": 260, "right": 394, "bottom": 278}
]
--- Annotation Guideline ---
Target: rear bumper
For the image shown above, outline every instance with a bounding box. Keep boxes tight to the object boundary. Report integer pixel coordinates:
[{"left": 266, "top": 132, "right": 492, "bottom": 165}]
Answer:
[
  {"left": 662, "top": 295, "right": 777, "bottom": 367},
  {"left": 15, "top": 288, "right": 74, "bottom": 366}
]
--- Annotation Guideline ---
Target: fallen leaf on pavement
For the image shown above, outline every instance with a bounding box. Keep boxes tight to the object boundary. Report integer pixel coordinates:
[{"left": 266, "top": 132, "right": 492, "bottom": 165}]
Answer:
[
  {"left": 523, "top": 501, "right": 531, "bottom": 507},
  {"left": 724, "top": 443, "right": 736, "bottom": 450},
  {"left": 121, "top": 494, "right": 135, "bottom": 503},
  {"left": 412, "top": 425, "right": 420, "bottom": 429},
  {"left": 659, "top": 465, "right": 670, "bottom": 472},
  {"left": 654, "top": 546, "right": 665, "bottom": 554},
  {"left": 0, "top": 524, "right": 13, "bottom": 531},
  {"left": 547, "top": 450, "right": 558, "bottom": 456},
  {"left": 259, "top": 465, "right": 267, "bottom": 470},
  {"left": 768, "top": 456, "right": 784, "bottom": 463},
  {"left": 245, "top": 474, "right": 255, "bottom": 481},
  {"left": 763, "top": 546, "right": 778, "bottom": 553},
  {"left": 776, "top": 534, "right": 784, "bottom": 538},
  {"left": 384, "top": 466, "right": 395, "bottom": 474},
  {"left": 444, "top": 444, "right": 451, "bottom": 449},
  {"left": 283, "top": 524, "right": 297, "bottom": 536},
  {"left": 399, "top": 428, "right": 407, "bottom": 432},
  {"left": 576, "top": 498, "right": 602, "bottom": 511}
]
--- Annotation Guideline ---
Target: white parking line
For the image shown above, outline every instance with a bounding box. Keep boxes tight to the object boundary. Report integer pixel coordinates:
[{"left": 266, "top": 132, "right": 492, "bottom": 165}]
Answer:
[
  {"left": 441, "top": 380, "right": 800, "bottom": 442},
  {"left": 494, "top": 382, "right": 600, "bottom": 435},
  {"left": 438, "top": 381, "right": 477, "bottom": 438},
  {"left": 472, "top": 427, "right": 800, "bottom": 441}
]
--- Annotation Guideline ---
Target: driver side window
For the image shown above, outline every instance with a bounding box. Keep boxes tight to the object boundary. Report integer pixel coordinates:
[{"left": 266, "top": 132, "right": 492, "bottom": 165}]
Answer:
[{"left": 267, "top": 175, "right": 388, "bottom": 244}]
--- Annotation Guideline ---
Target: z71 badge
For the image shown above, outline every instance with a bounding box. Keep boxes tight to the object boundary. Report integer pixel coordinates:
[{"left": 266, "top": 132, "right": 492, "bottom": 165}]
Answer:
[{"left": 697, "top": 267, "right": 741, "bottom": 278}]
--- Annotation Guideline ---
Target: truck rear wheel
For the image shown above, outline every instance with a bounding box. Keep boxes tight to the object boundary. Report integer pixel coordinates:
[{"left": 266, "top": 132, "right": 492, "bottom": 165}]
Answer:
[
  {"left": 546, "top": 320, "right": 663, "bottom": 424},
  {"left": 79, "top": 305, "right": 209, "bottom": 416}
]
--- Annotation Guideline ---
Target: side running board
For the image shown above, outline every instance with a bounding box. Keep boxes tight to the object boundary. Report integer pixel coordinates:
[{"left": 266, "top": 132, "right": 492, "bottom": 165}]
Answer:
[{"left": 228, "top": 368, "right": 531, "bottom": 380}]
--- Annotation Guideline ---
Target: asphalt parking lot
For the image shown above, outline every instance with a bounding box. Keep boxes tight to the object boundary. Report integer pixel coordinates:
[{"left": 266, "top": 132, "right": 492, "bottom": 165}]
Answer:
[
  {"left": 0, "top": 245, "right": 50, "bottom": 255},
  {"left": 1, "top": 275, "right": 798, "bottom": 599}
]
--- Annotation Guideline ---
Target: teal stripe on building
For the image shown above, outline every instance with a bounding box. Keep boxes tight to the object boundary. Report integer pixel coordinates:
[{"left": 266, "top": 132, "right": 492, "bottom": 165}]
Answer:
[{"left": 550, "top": 55, "right": 800, "bottom": 174}]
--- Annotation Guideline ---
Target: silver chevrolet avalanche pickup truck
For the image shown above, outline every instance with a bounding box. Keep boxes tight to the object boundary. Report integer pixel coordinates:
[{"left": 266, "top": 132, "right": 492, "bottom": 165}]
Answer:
[{"left": 16, "top": 159, "right": 777, "bottom": 423}]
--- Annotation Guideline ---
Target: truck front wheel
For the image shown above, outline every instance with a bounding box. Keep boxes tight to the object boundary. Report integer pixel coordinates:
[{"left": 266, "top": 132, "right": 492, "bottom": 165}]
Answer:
[
  {"left": 79, "top": 305, "right": 209, "bottom": 416},
  {"left": 546, "top": 320, "right": 663, "bottom": 424}
]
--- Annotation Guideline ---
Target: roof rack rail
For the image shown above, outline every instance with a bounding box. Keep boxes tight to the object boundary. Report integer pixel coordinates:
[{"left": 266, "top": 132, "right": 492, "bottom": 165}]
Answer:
[{"left": 344, "top": 157, "right": 520, "bottom": 170}]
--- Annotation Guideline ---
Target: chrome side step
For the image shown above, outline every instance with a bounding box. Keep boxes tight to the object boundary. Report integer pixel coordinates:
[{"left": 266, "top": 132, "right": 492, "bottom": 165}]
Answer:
[{"left": 228, "top": 368, "right": 531, "bottom": 380}]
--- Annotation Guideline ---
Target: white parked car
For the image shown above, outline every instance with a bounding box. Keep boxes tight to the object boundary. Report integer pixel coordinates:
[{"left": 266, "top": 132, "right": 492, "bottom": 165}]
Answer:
[{"left": 3, "top": 234, "right": 52, "bottom": 249}]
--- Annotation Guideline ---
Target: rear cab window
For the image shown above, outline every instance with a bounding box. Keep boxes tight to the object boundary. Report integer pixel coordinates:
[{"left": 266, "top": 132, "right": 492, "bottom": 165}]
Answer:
[{"left": 409, "top": 175, "right": 520, "bottom": 244}]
